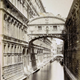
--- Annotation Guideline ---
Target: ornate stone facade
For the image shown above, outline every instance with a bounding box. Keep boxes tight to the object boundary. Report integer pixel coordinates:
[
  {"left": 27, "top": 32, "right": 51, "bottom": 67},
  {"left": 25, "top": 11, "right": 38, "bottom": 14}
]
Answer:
[
  {"left": 0, "top": 0, "right": 28, "bottom": 79},
  {"left": 0, "top": 0, "right": 46, "bottom": 80}
]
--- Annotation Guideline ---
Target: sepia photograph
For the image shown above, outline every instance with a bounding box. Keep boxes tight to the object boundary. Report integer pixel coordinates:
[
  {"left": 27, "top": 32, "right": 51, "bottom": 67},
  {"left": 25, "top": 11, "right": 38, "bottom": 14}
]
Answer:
[{"left": 0, "top": 0, "right": 80, "bottom": 80}]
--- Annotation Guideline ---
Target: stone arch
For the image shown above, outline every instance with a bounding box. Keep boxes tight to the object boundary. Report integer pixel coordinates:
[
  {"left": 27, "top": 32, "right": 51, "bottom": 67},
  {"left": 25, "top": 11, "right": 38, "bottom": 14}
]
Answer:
[{"left": 27, "top": 15, "right": 67, "bottom": 73}]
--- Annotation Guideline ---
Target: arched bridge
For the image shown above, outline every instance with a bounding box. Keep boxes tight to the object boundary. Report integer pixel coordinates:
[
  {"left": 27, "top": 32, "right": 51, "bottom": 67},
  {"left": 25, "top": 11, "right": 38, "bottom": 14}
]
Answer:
[{"left": 27, "top": 14, "right": 67, "bottom": 45}]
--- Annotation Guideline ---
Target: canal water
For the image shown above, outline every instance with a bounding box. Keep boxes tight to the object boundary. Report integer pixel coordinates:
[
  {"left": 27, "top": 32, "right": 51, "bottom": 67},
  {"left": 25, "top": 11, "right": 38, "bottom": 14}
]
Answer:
[{"left": 26, "top": 61, "right": 64, "bottom": 80}]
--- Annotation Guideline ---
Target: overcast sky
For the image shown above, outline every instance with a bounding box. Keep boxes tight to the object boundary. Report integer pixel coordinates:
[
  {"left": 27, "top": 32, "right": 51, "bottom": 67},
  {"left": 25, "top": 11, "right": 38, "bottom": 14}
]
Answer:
[{"left": 42, "top": 0, "right": 73, "bottom": 18}]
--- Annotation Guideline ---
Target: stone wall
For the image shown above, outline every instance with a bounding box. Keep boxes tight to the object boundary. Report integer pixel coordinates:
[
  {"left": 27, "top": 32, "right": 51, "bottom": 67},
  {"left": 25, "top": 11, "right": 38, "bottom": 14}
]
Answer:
[{"left": 65, "top": 0, "right": 80, "bottom": 79}]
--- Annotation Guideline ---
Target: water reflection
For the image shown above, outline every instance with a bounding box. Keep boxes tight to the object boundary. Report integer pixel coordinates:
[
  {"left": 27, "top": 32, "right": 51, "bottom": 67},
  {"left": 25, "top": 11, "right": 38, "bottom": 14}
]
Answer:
[{"left": 26, "top": 61, "right": 64, "bottom": 80}]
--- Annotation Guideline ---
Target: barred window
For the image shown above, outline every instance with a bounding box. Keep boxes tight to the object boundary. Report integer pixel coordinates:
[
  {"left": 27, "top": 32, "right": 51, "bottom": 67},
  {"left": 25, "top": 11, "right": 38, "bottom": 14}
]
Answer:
[
  {"left": 53, "top": 26, "right": 57, "bottom": 30},
  {"left": 38, "top": 26, "right": 42, "bottom": 30}
]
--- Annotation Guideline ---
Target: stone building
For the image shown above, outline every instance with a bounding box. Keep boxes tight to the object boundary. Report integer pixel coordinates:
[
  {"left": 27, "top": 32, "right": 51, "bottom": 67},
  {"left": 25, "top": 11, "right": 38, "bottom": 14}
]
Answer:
[
  {"left": 0, "top": 0, "right": 46, "bottom": 80},
  {"left": 64, "top": 0, "right": 80, "bottom": 80},
  {"left": 27, "top": 0, "right": 46, "bottom": 19}
]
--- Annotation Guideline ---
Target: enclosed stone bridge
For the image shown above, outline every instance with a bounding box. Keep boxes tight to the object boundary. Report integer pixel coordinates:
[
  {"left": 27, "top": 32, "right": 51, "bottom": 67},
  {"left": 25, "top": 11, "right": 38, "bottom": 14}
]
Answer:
[{"left": 27, "top": 14, "right": 67, "bottom": 47}]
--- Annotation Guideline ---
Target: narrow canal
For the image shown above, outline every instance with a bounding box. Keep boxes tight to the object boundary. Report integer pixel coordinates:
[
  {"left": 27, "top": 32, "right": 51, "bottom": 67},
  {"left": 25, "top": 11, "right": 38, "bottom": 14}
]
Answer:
[{"left": 26, "top": 61, "right": 64, "bottom": 80}]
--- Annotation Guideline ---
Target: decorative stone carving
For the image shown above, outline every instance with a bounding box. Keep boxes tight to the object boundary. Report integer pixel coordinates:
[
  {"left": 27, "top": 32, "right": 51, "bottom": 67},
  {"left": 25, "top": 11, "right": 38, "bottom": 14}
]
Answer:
[
  {"left": 7, "top": 16, "right": 12, "bottom": 23},
  {"left": 21, "top": 25, "right": 24, "bottom": 30},
  {"left": 17, "top": 22, "right": 19, "bottom": 27},
  {"left": 11, "top": 18, "right": 14, "bottom": 24},
  {"left": 4, "top": 14, "right": 8, "bottom": 21},
  {"left": 13, "top": 20, "right": 17, "bottom": 26},
  {"left": 19, "top": 24, "right": 22, "bottom": 28}
]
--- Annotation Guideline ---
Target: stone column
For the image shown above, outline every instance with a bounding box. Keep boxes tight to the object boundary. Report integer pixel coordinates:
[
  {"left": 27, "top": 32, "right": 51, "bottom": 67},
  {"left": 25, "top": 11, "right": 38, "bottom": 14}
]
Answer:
[
  {"left": 15, "top": 21, "right": 18, "bottom": 39},
  {"left": 17, "top": 23, "right": 19, "bottom": 39},
  {"left": 3, "top": 43, "right": 8, "bottom": 66},
  {"left": 21, "top": 25, "right": 23, "bottom": 40},
  {"left": 12, "top": 20, "right": 15, "bottom": 38},
  {"left": 16, "top": 45, "right": 18, "bottom": 63},
  {"left": 3, "top": 14, "right": 6, "bottom": 35},
  {"left": 18, "top": 0, "right": 20, "bottom": 11},
  {"left": 18, "top": 25, "right": 20, "bottom": 40},
  {"left": 7, "top": 43, "right": 12, "bottom": 65},
  {"left": 20, "top": 25, "right": 22, "bottom": 40},
  {"left": 12, "top": 44, "right": 15, "bottom": 64}
]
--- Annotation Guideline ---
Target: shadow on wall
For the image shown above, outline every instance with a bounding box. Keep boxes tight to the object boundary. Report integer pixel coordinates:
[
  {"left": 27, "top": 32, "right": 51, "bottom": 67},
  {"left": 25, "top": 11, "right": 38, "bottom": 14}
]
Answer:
[{"left": 23, "top": 46, "right": 37, "bottom": 72}]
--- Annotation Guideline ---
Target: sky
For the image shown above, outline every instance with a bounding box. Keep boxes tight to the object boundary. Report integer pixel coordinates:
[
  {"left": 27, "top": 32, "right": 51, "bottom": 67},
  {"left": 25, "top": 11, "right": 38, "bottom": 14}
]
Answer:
[
  {"left": 53, "top": 38, "right": 63, "bottom": 45},
  {"left": 42, "top": 0, "right": 73, "bottom": 18}
]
